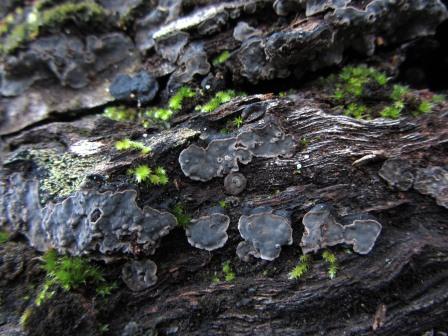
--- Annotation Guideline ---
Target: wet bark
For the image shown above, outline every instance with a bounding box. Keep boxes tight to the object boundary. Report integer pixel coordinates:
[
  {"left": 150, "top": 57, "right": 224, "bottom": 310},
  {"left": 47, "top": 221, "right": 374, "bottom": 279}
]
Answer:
[{"left": 0, "top": 1, "right": 448, "bottom": 336}]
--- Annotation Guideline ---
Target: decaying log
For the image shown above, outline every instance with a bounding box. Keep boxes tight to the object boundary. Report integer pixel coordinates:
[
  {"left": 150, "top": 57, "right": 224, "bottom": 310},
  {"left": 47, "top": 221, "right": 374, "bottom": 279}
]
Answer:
[{"left": 0, "top": 0, "right": 448, "bottom": 335}]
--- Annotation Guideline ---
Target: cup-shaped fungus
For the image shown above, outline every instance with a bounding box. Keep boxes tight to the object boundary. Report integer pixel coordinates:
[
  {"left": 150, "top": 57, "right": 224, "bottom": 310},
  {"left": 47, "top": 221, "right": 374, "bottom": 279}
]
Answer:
[
  {"left": 186, "top": 213, "right": 230, "bottom": 251},
  {"left": 238, "top": 209, "right": 293, "bottom": 261},
  {"left": 122, "top": 259, "right": 158, "bottom": 291}
]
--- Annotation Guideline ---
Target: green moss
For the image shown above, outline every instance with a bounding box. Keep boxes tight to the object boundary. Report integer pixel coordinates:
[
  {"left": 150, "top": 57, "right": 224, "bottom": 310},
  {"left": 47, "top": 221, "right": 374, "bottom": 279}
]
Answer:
[
  {"left": 127, "top": 165, "right": 169, "bottom": 185},
  {"left": 26, "top": 149, "right": 101, "bottom": 203},
  {"left": 96, "top": 282, "right": 118, "bottom": 297},
  {"left": 37, "top": 250, "right": 105, "bottom": 305},
  {"left": 380, "top": 101, "right": 404, "bottom": 119},
  {"left": 390, "top": 84, "right": 410, "bottom": 101},
  {"left": 344, "top": 103, "right": 367, "bottom": 119},
  {"left": 115, "top": 138, "right": 151, "bottom": 154},
  {"left": 322, "top": 250, "right": 338, "bottom": 279},
  {"left": 218, "top": 200, "right": 228, "bottom": 209},
  {"left": 335, "top": 65, "right": 389, "bottom": 99},
  {"left": 196, "top": 90, "right": 243, "bottom": 113},
  {"left": 288, "top": 255, "right": 311, "bottom": 280},
  {"left": 20, "top": 307, "right": 33, "bottom": 327},
  {"left": 431, "top": 94, "right": 445, "bottom": 104},
  {"left": 103, "top": 106, "right": 137, "bottom": 122},
  {"left": 145, "top": 108, "right": 174, "bottom": 122},
  {"left": 172, "top": 203, "right": 191, "bottom": 229},
  {"left": 222, "top": 261, "right": 235, "bottom": 282},
  {"left": 232, "top": 116, "right": 244, "bottom": 128},
  {"left": 168, "top": 86, "right": 196, "bottom": 111},
  {"left": 212, "top": 50, "right": 230, "bottom": 66},
  {"left": 417, "top": 100, "right": 432, "bottom": 115},
  {"left": 0, "top": 231, "right": 9, "bottom": 244}
]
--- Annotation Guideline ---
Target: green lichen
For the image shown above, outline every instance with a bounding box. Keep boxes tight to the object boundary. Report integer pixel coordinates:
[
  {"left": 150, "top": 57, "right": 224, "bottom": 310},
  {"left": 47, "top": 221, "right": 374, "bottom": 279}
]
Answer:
[
  {"left": 26, "top": 149, "right": 101, "bottom": 203},
  {"left": 212, "top": 50, "right": 230, "bottom": 66}
]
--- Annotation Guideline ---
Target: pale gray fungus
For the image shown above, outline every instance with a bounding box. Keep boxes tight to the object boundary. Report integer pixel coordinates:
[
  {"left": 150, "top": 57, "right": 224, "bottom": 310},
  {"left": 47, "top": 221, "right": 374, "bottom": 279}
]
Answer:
[
  {"left": 155, "top": 32, "right": 189, "bottom": 63},
  {"left": 233, "top": 22, "right": 262, "bottom": 42},
  {"left": 379, "top": 158, "right": 414, "bottom": 191},
  {"left": 414, "top": 166, "right": 448, "bottom": 209},
  {"left": 179, "top": 138, "right": 252, "bottom": 182},
  {"left": 122, "top": 259, "right": 158, "bottom": 291},
  {"left": 109, "top": 71, "right": 159, "bottom": 104},
  {"left": 237, "top": 123, "right": 295, "bottom": 158},
  {"left": 236, "top": 240, "right": 260, "bottom": 262},
  {"left": 167, "top": 42, "right": 211, "bottom": 91},
  {"left": 179, "top": 123, "right": 295, "bottom": 182},
  {"left": 273, "top": 0, "right": 304, "bottom": 16},
  {"left": 0, "top": 33, "right": 135, "bottom": 96},
  {"left": 0, "top": 174, "right": 178, "bottom": 257},
  {"left": 238, "top": 209, "right": 293, "bottom": 261},
  {"left": 305, "top": 0, "right": 350, "bottom": 16},
  {"left": 232, "top": 0, "right": 447, "bottom": 83},
  {"left": 186, "top": 213, "right": 230, "bottom": 251},
  {"left": 224, "top": 172, "right": 247, "bottom": 195},
  {"left": 300, "top": 204, "right": 382, "bottom": 255}
]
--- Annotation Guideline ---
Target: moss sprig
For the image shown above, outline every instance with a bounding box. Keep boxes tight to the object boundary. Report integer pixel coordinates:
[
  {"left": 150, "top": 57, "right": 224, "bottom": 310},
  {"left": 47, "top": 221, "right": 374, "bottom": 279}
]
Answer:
[{"left": 288, "top": 255, "right": 311, "bottom": 280}]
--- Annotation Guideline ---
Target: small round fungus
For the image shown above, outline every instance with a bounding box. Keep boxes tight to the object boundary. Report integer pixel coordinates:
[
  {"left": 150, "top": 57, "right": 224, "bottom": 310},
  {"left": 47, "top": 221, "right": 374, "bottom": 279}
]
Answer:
[
  {"left": 224, "top": 172, "right": 247, "bottom": 195},
  {"left": 122, "top": 259, "right": 158, "bottom": 291},
  {"left": 186, "top": 213, "right": 230, "bottom": 251}
]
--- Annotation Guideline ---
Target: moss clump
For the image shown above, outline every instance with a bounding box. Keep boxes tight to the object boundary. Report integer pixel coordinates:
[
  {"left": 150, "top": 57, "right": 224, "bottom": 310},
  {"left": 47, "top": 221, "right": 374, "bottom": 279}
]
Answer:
[
  {"left": 416, "top": 100, "right": 432, "bottom": 115},
  {"left": 171, "top": 203, "right": 191, "bottom": 229},
  {"left": 168, "top": 86, "right": 196, "bottom": 111},
  {"left": 325, "top": 66, "right": 438, "bottom": 119},
  {"left": 288, "top": 255, "right": 311, "bottom": 280},
  {"left": 36, "top": 250, "right": 105, "bottom": 305},
  {"left": 25, "top": 149, "right": 101, "bottom": 203},
  {"left": 103, "top": 106, "right": 137, "bottom": 122},
  {"left": 127, "top": 165, "right": 169, "bottom": 185},
  {"left": 1, "top": 1, "right": 108, "bottom": 55},
  {"left": 144, "top": 108, "right": 174, "bottom": 123},
  {"left": 322, "top": 250, "right": 338, "bottom": 279},
  {"left": 212, "top": 50, "right": 230, "bottom": 66},
  {"left": 115, "top": 138, "right": 151, "bottom": 154},
  {"left": 212, "top": 260, "right": 236, "bottom": 283},
  {"left": 344, "top": 103, "right": 367, "bottom": 119},
  {"left": 380, "top": 101, "right": 404, "bottom": 119},
  {"left": 0, "top": 231, "right": 9, "bottom": 244},
  {"left": 196, "top": 90, "right": 243, "bottom": 113}
]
